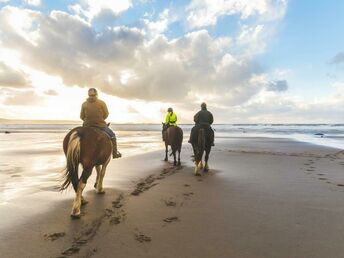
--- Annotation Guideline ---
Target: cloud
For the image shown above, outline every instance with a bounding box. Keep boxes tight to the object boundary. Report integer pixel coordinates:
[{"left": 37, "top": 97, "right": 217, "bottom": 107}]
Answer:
[
  {"left": 23, "top": 0, "right": 41, "bottom": 7},
  {"left": 44, "top": 89, "right": 58, "bottom": 96},
  {"left": 0, "top": 7, "right": 267, "bottom": 105},
  {"left": 266, "top": 80, "right": 288, "bottom": 92},
  {"left": 2, "top": 89, "right": 42, "bottom": 106},
  {"left": 0, "top": 62, "right": 31, "bottom": 88},
  {"left": 330, "top": 52, "right": 344, "bottom": 65},
  {"left": 70, "top": 0, "right": 132, "bottom": 22},
  {"left": 186, "top": 0, "right": 288, "bottom": 29}
]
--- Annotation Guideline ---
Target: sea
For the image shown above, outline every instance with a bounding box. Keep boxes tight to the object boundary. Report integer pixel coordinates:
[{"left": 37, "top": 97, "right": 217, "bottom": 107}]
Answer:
[{"left": 0, "top": 123, "right": 344, "bottom": 204}]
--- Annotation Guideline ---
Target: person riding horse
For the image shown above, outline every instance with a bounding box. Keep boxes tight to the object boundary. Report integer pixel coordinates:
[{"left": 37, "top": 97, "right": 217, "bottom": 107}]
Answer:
[
  {"left": 162, "top": 107, "right": 177, "bottom": 141},
  {"left": 189, "top": 102, "right": 215, "bottom": 146},
  {"left": 80, "top": 88, "right": 121, "bottom": 158}
]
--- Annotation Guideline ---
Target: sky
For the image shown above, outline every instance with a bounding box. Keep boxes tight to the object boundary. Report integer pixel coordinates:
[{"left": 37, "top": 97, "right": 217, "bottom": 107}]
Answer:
[{"left": 0, "top": 0, "right": 344, "bottom": 123}]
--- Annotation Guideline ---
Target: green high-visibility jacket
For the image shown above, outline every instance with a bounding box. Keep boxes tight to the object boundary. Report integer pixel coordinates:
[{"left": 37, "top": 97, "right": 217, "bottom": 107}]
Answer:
[{"left": 164, "top": 112, "right": 177, "bottom": 126}]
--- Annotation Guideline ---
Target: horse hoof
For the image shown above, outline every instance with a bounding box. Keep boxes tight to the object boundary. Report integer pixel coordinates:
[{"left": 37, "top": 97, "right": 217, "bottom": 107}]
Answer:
[
  {"left": 174, "top": 162, "right": 177, "bottom": 166},
  {"left": 178, "top": 162, "right": 181, "bottom": 166},
  {"left": 164, "top": 158, "right": 168, "bottom": 162},
  {"left": 71, "top": 210, "right": 81, "bottom": 218},
  {"left": 96, "top": 190, "right": 105, "bottom": 194},
  {"left": 81, "top": 198, "right": 88, "bottom": 206},
  {"left": 94, "top": 183, "right": 97, "bottom": 189}
]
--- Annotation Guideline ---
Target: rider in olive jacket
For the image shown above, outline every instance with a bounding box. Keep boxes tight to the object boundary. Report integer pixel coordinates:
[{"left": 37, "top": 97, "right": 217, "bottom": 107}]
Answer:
[
  {"left": 189, "top": 102, "right": 215, "bottom": 146},
  {"left": 80, "top": 88, "right": 121, "bottom": 158}
]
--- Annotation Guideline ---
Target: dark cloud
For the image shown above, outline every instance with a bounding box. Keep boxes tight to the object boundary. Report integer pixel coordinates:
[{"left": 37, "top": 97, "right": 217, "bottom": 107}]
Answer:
[
  {"left": 330, "top": 52, "right": 344, "bottom": 64},
  {"left": 0, "top": 62, "right": 31, "bottom": 88},
  {"left": 266, "top": 80, "right": 288, "bottom": 92}
]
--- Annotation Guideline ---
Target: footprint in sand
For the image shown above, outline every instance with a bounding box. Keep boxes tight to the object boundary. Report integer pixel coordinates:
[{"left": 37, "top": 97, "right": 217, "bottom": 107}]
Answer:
[
  {"left": 134, "top": 233, "right": 151, "bottom": 243},
  {"left": 44, "top": 232, "right": 66, "bottom": 241},
  {"left": 337, "top": 184, "right": 344, "bottom": 187},
  {"left": 164, "top": 200, "right": 177, "bottom": 207},
  {"left": 318, "top": 178, "right": 327, "bottom": 181},
  {"left": 163, "top": 216, "right": 179, "bottom": 223},
  {"left": 306, "top": 169, "right": 314, "bottom": 172},
  {"left": 184, "top": 184, "right": 190, "bottom": 187},
  {"left": 317, "top": 173, "right": 325, "bottom": 176},
  {"left": 183, "top": 192, "right": 194, "bottom": 197},
  {"left": 62, "top": 246, "right": 80, "bottom": 256}
]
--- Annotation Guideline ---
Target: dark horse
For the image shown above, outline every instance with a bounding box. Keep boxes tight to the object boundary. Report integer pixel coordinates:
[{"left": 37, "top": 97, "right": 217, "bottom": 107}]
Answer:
[
  {"left": 60, "top": 126, "right": 112, "bottom": 217},
  {"left": 162, "top": 125, "right": 183, "bottom": 166},
  {"left": 191, "top": 127, "right": 212, "bottom": 176}
]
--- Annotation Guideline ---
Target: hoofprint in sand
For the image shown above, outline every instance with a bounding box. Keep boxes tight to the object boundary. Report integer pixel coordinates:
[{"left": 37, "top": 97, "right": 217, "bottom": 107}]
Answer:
[{"left": 2, "top": 138, "right": 344, "bottom": 257}]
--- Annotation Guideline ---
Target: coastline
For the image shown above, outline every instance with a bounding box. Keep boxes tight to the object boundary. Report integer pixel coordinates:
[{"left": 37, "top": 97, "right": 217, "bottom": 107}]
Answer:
[{"left": 2, "top": 137, "right": 344, "bottom": 257}]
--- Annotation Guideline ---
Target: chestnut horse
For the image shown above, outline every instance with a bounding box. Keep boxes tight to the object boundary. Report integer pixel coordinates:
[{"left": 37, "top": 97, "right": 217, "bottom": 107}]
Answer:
[
  {"left": 163, "top": 125, "right": 183, "bottom": 166},
  {"left": 60, "top": 126, "right": 112, "bottom": 218},
  {"left": 191, "top": 127, "right": 212, "bottom": 176}
]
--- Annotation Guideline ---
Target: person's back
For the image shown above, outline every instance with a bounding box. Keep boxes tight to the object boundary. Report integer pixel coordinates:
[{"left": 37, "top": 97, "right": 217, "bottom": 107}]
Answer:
[
  {"left": 189, "top": 102, "right": 214, "bottom": 146},
  {"left": 80, "top": 88, "right": 121, "bottom": 158},
  {"left": 194, "top": 109, "right": 213, "bottom": 126},
  {"left": 80, "top": 96, "right": 108, "bottom": 128}
]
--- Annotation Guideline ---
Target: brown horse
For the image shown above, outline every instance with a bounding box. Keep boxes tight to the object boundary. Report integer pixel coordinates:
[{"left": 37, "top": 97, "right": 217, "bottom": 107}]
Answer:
[
  {"left": 163, "top": 125, "right": 183, "bottom": 166},
  {"left": 60, "top": 126, "right": 112, "bottom": 218},
  {"left": 191, "top": 127, "right": 212, "bottom": 176}
]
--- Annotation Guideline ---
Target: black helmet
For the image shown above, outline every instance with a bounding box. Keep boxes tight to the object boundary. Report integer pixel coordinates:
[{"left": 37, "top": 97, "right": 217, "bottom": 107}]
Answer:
[
  {"left": 167, "top": 107, "right": 173, "bottom": 112},
  {"left": 201, "top": 102, "right": 207, "bottom": 109},
  {"left": 88, "top": 88, "right": 98, "bottom": 96}
]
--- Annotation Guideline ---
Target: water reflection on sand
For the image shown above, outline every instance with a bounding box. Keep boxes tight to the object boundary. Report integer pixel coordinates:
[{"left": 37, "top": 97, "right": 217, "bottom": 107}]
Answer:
[{"left": 0, "top": 130, "right": 163, "bottom": 204}]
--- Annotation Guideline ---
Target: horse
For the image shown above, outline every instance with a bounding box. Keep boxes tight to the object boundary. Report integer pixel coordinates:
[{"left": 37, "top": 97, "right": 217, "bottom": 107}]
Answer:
[
  {"left": 191, "top": 126, "right": 212, "bottom": 176},
  {"left": 162, "top": 124, "right": 183, "bottom": 166},
  {"left": 60, "top": 126, "right": 112, "bottom": 218}
]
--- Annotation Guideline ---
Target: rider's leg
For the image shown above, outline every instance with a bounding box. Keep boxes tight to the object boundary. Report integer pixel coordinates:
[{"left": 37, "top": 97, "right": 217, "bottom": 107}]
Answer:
[{"left": 102, "top": 127, "right": 121, "bottom": 159}]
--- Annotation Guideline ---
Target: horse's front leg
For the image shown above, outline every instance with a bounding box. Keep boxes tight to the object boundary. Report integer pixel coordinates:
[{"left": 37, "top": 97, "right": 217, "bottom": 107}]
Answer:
[
  {"left": 177, "top": 149, "right": 181, "bottom": 166},
  {"left": 71, "top": 167, "right": 92, "bottom": 218}
]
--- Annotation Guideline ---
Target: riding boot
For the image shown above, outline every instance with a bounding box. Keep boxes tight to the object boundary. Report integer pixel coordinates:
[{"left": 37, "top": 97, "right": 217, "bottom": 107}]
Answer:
[{"left": 111, "top": 137, "right": 122, "bottom": 159}]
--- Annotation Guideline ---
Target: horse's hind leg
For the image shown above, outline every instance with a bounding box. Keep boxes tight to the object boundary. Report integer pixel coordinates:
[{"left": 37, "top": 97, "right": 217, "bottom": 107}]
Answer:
[
  {"left": 204, "top": 149, "right": 210, "bottom": 172},
  {"left": 177, "top": 149, "right": 181, "bottom": 166},
  {"left": 71, "top": 167, "right": 92, "bottom": 217},
  {"left": 94, "top": 165, "right": 101, "bottom": 189},
  {"left": 96, "top": 157, "right": 111, "bottom": 194},
  {"left": 164, "top": 144, "right": 168, "bottom": 161}
]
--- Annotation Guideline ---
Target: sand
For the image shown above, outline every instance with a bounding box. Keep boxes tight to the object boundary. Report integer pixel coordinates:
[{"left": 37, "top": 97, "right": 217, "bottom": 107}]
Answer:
[{"left": 2, "top": 137, "right": 344, "bottom": 258}]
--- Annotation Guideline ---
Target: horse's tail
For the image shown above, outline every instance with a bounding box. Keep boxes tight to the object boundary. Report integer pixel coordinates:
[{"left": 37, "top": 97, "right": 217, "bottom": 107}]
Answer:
[
  {"left": 197, "top": 128, "right": 205, "bottom": 159},
  {"left": 60, "top": 131, "right": 80, "bottom": 192}
]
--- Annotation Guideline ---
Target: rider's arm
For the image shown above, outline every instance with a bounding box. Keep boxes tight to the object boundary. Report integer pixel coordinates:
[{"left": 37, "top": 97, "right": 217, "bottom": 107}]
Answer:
[
  {"left": 102, "top": 101, "right": 109, "bottom": 120},
  {"left": 194, "top": 112, "right": 199, "bottom": 123},
  {"left": 209, "top": 112, "right": 214, "bottom": 125},
  {"left": 80, "top": 104, "right": 85, "bottom": 121},
  {"left": 165, "top": 113, "right": 170, "bottom": 125}
]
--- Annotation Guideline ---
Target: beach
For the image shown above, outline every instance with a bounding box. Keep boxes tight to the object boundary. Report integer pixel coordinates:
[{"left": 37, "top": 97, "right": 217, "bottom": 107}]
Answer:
[{"left": 2, "top": 127, "right": 344, "bottom": 257}]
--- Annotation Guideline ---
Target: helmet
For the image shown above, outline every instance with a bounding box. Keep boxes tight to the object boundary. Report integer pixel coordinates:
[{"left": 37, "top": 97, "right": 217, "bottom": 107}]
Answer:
[
  {"left": 88, "top": 88, "right": 98, "bottom": 96},
  {"left": 167, "top": 107, "right": 173, "bottom": 112},
  {"left": 201, "top": 102, "right": 207, "bottom": 109}
]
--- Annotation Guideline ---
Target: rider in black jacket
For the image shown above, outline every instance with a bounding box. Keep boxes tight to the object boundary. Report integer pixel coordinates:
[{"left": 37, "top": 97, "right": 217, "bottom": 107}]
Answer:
[{"left": 188, "top": 102, "right": 215, "bottom": 146}]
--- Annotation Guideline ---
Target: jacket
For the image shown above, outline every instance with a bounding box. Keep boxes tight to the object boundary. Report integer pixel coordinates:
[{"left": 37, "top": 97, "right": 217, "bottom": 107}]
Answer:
[
  {"left": 80, "top": 96, "right": 109, "bottom": 128},
  {"left": 164, "top": 112, "right": 177, "bottom": 126},
  {"left": 194, "top": 109, "right": 213, "bottom": 126}
]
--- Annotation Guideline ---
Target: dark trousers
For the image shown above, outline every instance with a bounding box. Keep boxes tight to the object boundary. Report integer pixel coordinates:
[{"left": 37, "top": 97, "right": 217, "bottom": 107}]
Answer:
[{"left": 101, "top": 126, "right": 116, "bottom": 139}]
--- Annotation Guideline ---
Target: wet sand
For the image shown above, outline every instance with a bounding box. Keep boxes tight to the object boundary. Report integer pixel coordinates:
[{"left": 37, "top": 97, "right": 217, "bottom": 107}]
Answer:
[{"left": 2, "top": 138, "right": 344, "bottom": 257}]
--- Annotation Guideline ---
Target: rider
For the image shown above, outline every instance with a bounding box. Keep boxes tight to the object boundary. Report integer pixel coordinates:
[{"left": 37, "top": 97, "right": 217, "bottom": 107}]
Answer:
[
  {"left": 80, "top": 88, "right": 121, "bottom": 158},
  {"left": 188, "top": 102, "right": 215, "bottom": 146},
  {"left": 162, "top": 107, "right": 177, "bottom": 141}
]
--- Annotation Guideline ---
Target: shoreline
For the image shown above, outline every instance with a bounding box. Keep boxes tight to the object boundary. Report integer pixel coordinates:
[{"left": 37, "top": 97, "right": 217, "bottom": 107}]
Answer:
[{"left": 1, "top": 138, "right": 344, "bottom": 257}]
